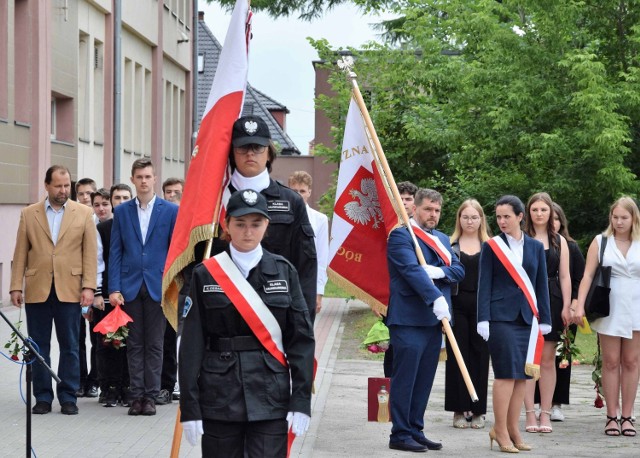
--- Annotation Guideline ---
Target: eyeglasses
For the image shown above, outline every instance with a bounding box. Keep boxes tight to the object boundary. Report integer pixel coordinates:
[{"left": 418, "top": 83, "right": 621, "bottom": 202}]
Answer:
[
  {"left": 235, "top": 144, "right": 267, "bottom": 155},
  {"left": 460, "top": 215, "right": 481, "bottom": 222}
]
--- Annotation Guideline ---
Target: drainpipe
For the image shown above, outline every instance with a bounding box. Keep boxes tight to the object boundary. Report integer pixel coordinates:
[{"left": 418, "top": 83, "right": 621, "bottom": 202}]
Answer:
[{"left": 113, "top": 0, "right": 122, "bottom": 183}]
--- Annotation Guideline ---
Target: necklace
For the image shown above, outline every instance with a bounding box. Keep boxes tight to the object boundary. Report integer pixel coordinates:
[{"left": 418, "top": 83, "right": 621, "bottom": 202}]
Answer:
[{"left": 614, "top": 238, "right": 631, "bottom": 242}]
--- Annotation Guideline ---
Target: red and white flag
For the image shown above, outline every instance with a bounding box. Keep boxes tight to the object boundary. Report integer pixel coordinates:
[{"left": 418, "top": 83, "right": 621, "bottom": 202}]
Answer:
[
  {"left": 162, "top": 0, "right": 252, "bottom": 330},
  {"left": 328, "top": 98, "right": 401, "bottom": 315}
]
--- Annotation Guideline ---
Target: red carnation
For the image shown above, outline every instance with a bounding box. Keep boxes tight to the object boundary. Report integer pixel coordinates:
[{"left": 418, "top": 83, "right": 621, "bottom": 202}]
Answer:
[{"left": 11, "top": 354, "right": 19, "bottom": 361}]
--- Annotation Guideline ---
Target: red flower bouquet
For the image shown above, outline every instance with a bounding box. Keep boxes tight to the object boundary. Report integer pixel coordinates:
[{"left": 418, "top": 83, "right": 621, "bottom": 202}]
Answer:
[{"left": 94, "top": 304, "right": 133, "bottom": 350}]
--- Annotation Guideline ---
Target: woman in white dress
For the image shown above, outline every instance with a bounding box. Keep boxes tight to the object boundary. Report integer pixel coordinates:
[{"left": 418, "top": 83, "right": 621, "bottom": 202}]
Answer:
[{"left": 575, "top": 196, "right": 640, "bottom": 437}]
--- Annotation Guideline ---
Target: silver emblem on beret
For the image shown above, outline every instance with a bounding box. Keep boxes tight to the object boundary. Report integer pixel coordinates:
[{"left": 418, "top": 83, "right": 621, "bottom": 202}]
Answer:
[
  {"left": 242, "top": 190, "right": 258, "bottom": 205},
  {"left": 244, "top": 120, "right": 258, "bottom": 135}
]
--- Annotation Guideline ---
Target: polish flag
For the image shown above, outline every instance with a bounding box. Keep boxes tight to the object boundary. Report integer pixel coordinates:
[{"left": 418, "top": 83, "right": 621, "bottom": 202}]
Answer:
[
  {"left": 162, "top": 0, "right": 252, "bottom": 330},
  {"left": 328, "top": 98, "right": 401, "bottom": 316}
]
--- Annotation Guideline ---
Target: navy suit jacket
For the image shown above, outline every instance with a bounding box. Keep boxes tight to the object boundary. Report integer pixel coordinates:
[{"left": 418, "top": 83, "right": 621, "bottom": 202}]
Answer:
[
  {"left": 109, "top": 197, "right": 178, "bottom": 302},
  {"left": 386, "top": 226, "right": 465, "bottom": 327},
  {"left": 477, "top": 232, "right": 551, "bottom": 325}
]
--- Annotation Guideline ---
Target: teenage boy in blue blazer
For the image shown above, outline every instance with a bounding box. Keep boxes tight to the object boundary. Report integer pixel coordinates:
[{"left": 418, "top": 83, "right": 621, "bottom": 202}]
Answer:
[{"left": 109, "top": 159, "right": 178, "bottom": 416}]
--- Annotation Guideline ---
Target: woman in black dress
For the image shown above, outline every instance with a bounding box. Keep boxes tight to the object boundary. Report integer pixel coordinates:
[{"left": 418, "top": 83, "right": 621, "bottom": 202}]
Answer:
[
  {"left": 540, "top": 203, "right": 585, "bottom": 421},
  {"left": 523, "top": 193, "right": 571, "bottom": 434},
  {"left": 445, "top": 199, "right": 490, "bottom": 429}
]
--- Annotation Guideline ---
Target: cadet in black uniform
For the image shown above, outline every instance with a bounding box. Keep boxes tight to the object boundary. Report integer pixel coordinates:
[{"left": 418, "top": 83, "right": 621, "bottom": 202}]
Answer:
[
  {"left": 179, "top": 189, "right": 315, "bottom": 458},
  {"left": 227, "top": 115, "right": 317, "bottom": 321}
]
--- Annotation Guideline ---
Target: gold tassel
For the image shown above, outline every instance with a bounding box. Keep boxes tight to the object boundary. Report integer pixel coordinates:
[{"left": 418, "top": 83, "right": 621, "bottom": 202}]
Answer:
[
  {"left": 439, "top": 347, "right": 447, "bottom": 362},
  {"left": 525, "top": 363, "right": 540, "bottom": 381}
]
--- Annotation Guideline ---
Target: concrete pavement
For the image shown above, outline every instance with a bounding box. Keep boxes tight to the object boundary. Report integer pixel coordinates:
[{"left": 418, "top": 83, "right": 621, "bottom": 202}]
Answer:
[{"left": 1, "top": 298, "right": 639, "bottom": 457}]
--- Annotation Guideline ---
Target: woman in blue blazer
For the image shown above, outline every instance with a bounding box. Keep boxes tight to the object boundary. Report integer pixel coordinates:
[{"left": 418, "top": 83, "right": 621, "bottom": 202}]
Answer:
[{"left": 477, "top": 195, "right": 551, "bottom": 453}]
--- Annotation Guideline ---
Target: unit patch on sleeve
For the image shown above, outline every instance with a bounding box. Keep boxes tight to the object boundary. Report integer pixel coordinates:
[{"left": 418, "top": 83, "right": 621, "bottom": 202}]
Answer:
[
  {"left": 263, "top": 280, "right": 289, "bottom": 294},
  {"left": 203, "top": 284, "right": 224, "bottom": 293},
  {"left": 267, "top": 200, "right": 291, "bottom": 212},
  {"left": 183, "top": 296, "right": 193, "bottom": 318}
]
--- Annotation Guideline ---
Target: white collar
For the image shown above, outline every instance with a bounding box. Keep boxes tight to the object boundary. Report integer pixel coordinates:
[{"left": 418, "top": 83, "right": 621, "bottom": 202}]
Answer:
[
  {"left": 230, "top": 243, "right": 263, "bottom": 278},
  {"left": 231, "top": 169, "right": 270, "bottom": 192}
]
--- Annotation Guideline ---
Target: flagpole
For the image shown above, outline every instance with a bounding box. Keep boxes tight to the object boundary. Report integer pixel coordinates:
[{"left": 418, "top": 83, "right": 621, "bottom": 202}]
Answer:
[{"left": 340, "top": 58, "right": 478, "bottom": 402}]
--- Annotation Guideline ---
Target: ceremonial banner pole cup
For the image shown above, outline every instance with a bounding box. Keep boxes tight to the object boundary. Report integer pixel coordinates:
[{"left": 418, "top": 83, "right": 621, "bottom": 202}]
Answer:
[{"left": 340, "top": 58, "right": 478, "bottom": 402}]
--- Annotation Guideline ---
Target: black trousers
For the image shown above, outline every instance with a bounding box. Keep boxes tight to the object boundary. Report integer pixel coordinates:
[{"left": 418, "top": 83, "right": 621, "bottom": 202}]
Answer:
[
  {"left": 444, "top": 292, "right": 490, "bottom": 415},
  {"left": 94, "top": 305, "right": 129, "bottom": 389},
  {"left": 160, "top": 321, "right": 177, "bottom": 391},
  {"left": 79, "top": 316, "right": 99, "bottom": 389},
  {"left": 202, "top": 419, "right": 287, "bottom": 458},
  {"left": 123, "top": 283, "right": 166, "bottom": 399}
]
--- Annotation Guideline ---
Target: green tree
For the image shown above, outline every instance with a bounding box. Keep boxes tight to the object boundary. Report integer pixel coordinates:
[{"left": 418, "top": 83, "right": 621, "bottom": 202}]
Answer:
[{"left": 313, "top": 0, "right": 640, "bottom": 242}]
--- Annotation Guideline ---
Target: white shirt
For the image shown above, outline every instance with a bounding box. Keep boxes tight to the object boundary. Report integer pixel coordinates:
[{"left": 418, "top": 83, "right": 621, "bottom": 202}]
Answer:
[
  {"left": 45, "top": 197, "right": 66, "bottom": 245},
  {"left": 506, "top": 232, "right": 525, "bottom": 265},
  {"left": 136, "top": 194, "right": 156, "bottom": 244},
  {"left": 96, "top": 233, "right": 104, "bottom": 289},
  {"left": 306, "top": 205, "right": 329, "bottom": 295}
]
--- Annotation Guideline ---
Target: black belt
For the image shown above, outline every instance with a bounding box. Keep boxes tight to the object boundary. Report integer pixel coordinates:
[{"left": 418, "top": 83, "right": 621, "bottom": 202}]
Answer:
[{"left": 206, "top": 336, "right": 262, "bottom": 352}]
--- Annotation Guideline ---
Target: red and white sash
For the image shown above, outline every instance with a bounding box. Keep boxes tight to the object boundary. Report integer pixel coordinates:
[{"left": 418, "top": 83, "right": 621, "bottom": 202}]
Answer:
[
  {"left": 410, "top": 219, "right": 451, "bottom": 266},
  {"left": 202, "top": 252, "right": 288, "bottom": 367},
  {"left": 487, "top": 235, "right": 543, "bottom": 380}
]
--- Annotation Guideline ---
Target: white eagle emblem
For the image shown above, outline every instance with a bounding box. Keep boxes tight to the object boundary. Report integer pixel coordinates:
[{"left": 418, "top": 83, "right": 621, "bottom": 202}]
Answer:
[
  {"left": 244, "top": 120, "right": 258, "bottom": 135},
  {"left": 344, "top": 178, "right": 383, "bottom": 229},
  {"left": 242, "top": 190, "right": 258, "bottom": 204}
]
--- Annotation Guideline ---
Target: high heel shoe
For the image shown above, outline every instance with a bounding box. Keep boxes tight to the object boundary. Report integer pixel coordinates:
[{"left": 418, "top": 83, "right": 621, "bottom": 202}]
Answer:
[
  {"left": 524, "top": 410, "right": 539, "bottom": 433},
  {"left": 489, "top": 428, "right": 519, "bottom": 453},
  {"left": 509, "top": 438, "right": 532, "bottom": 451}
]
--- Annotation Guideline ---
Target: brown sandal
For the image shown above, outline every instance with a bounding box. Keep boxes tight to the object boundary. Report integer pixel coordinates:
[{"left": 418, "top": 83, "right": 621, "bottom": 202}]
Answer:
[
  {"left": 620, "top": 416, "right": 636, "bottom": 437},
  {"left": 605, "top": 416, "right": 620, "bottom": 436}
]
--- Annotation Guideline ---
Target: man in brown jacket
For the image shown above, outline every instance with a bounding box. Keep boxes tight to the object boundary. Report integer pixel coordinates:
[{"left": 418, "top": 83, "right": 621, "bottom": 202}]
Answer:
[{"left": 10, "top": 165, "right": 97, "bottom": 415}]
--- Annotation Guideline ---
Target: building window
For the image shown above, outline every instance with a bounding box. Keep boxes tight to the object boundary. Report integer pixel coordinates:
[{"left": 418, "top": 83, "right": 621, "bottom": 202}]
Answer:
[
  {"left": 93, "top": 40, "right": 104, "bottom": 143},
  {"left": 198, "top": 53, "right": 204, "bottom": 73},
  {"left": 0, "top": 0, "right": 8, "bottom": 120},
  {"left": 78, "top": 32, "right": 90, "bottom": 140},
  {"left": 51, "top": 92, "right": 74, "bottom": 143},
  {"left": 50, "top": 98, "right": 56, "bottom": 139},
  {"left": 14, "top": 0, "right": 31, "bottom": 124}
]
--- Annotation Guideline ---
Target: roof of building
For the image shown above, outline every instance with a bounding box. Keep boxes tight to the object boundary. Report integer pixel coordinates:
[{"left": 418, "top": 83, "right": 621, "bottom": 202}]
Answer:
[{"left": 197, "top": 17, "right": 300, "bottom": 155}]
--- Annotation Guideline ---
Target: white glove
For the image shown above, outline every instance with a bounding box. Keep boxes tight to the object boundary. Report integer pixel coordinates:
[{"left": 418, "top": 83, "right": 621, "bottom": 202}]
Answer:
[
  {"left": 432, "top": 296, "right": 451, "bottom": 321},
  {"left": 182, "top": 420, "right": 203, "bottom": 446},
  {"left": 477, "top": 321, "right": 490, "bottom": 341},
  {"left": 422, "top": 265, "right": 445, "bottom": 280},
  {"left": 540, "top": 324, "right": 552, "bottom": 335},
  {"left": 287, "top": 411, "right": 310, "bottom": 436}
]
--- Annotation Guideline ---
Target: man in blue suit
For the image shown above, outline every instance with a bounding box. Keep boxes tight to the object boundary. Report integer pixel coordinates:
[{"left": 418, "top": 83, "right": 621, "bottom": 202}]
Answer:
[
  {"left": 109, "top": 159, "right": 179, "bottom": 416},
  {"left": 387, "top": 188, "right": 465, "bottom": 452}
]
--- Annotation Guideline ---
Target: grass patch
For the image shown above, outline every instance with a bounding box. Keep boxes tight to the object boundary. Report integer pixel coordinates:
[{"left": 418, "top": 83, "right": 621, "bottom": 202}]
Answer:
[
  {"left": 574, "top": 327, "right": 598, "bottom": 364},
  {"left": 324, "top": 279, "right": 351, "bottom": 298},
  {"left": 338, "top": 302, "right": 386, "bottom": 361}
]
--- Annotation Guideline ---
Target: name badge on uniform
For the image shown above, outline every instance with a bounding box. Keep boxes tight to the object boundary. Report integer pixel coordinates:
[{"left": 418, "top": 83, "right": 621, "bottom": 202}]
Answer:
[
  {"left": 267, "top": 200, "right": 290, "bottom": 212},
  {"left": 263, "top": 280, "right": 289, "bottom": 294},
  {"left": 203, "top": 284, "right": 224, "bottom": 293}
]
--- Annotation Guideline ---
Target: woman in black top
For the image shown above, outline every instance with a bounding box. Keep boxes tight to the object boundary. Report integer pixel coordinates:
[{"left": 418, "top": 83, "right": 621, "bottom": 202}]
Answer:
[{"left": 445, "top": 199, "right": 491, "bottom": 429}]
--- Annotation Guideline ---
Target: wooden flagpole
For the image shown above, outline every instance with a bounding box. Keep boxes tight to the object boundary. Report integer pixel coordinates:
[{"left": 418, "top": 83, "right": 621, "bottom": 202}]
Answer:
[{"left": 340, "top": 58, "right": 478, "bottom": 402}]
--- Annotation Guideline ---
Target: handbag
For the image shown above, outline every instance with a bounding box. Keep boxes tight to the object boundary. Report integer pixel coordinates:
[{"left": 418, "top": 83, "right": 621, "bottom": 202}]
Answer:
[{"left": 585, "top": 236, "right": 611, "bottom": 321}]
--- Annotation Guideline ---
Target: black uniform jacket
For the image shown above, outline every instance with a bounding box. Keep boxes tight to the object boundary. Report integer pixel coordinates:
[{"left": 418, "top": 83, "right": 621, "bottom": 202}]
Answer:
[
  {"left": 179, "top": 249, "right": 315, "bottom": 423},
  {"left": 192, "top": 179, "right": 318, "bottom": 322}
]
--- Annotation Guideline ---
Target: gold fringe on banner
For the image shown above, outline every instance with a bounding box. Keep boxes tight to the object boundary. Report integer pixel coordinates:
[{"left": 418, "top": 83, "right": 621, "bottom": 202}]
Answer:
[
  {"left": 327, "top": 268, "right": 388, "bottom": 317},
  {"left": 161, "top": 224, "right": 214, "bottom": 331}
]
